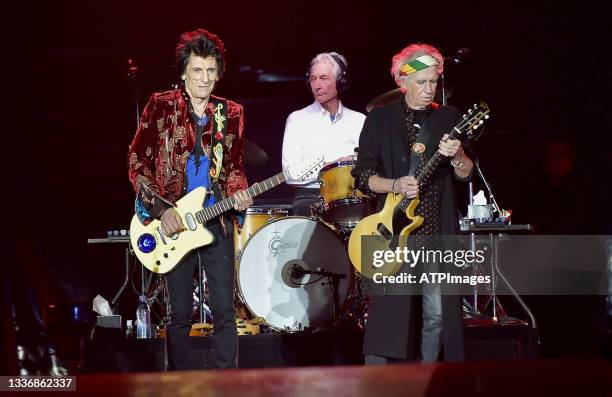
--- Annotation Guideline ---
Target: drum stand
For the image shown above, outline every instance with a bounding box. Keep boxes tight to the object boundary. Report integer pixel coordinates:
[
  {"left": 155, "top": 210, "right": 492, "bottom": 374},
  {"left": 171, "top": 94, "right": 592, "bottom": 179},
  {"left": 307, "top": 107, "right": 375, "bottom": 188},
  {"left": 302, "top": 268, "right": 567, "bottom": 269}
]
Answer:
[
  {"left": 308, "top": 193, "right": 371, "bottom": 329},
  {"left": 330, "top": 223, "right": 368, "bottom": 328},
  {"left": 321, "top": 271, "right": 346, "bottom": 321}
]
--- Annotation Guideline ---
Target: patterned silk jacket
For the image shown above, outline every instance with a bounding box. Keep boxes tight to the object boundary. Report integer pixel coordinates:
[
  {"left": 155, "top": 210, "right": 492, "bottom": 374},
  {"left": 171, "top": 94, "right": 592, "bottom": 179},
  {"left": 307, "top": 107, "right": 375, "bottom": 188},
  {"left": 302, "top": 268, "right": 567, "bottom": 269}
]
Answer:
[{"left": 128, "top": 88, "right": 248, "bottom": 222}]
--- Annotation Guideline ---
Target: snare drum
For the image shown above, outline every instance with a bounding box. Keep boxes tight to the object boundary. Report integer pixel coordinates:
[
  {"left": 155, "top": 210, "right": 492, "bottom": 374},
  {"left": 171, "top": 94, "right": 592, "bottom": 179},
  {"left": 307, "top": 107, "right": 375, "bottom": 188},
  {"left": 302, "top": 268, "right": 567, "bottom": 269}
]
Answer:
[
  {"left": 318, "top": 160, "right": 375, "bottom": 228},
  {"left": 234, "top": 205, "right": 290, "bottom": 265},
  {"left": 237, "top": 216, "right": 352, "bottom": 332}
]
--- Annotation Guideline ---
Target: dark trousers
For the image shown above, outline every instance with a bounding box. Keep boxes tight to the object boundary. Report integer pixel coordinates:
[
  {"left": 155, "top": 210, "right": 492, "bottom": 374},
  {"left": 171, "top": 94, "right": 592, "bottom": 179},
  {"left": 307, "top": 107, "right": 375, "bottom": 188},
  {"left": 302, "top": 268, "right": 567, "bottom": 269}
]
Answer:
[{"left": 165, "top": 219, "right": 237, "bottom": 370}]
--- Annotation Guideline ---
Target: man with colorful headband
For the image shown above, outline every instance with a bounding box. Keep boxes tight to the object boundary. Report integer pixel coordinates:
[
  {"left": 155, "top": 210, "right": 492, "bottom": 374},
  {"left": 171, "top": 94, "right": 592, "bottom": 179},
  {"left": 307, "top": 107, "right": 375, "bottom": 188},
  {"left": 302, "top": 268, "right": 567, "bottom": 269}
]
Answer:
[
  {"left": 128, "top": 29, "right": 252, "bottom": 370},
  {"left": 352, "top": 43, "right": 473, "bottom": 364}
]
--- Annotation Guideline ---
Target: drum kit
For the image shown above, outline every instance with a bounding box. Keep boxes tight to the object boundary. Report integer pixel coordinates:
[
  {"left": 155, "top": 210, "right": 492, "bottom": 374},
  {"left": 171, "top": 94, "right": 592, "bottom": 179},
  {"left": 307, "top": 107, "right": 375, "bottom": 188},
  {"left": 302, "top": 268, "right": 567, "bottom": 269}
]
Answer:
[{"left": 231, "top": 159, "right": 375, "bottom": 333}]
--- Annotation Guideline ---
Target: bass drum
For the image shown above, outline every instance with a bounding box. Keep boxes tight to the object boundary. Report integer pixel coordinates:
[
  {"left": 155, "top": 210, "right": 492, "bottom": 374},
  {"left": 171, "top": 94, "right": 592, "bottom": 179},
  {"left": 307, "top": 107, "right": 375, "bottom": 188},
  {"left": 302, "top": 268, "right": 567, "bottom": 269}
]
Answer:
[{"left": 237, "top": 216, "right": 352, "bottom": 332}]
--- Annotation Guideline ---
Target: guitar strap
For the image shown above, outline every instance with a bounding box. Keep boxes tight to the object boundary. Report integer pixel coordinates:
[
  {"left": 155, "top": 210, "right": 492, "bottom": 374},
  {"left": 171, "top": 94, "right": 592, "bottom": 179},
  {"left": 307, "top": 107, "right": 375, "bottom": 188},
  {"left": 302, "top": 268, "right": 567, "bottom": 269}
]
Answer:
[
  {"left": 207, "top": 98, "right": 228, "bottom": 202},
  {"left": 208, "top": 98, "right": 229, "bottom": 237},
  {"left": 407, "top": 116, "right": 432, "bottom": 178}
]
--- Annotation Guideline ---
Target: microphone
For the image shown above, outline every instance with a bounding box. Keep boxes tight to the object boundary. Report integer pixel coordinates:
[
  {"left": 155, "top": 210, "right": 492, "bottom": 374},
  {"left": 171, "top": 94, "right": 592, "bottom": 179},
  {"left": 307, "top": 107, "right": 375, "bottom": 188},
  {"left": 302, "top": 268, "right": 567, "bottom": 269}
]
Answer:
[
  {"left": 446, "top": 47, "right": 470, "bottom": 66},
  {"left": 289, "top": 264, "right": 346, "bottom": 280},
  {"left": 290, "top": 263, "right": 306, "bottom": 280}
]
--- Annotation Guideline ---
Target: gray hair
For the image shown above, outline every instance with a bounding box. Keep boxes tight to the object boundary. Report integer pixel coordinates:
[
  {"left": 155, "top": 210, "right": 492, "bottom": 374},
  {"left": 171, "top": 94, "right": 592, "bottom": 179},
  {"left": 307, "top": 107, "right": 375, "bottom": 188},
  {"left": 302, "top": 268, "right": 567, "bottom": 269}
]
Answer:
[{"left": 309, "top": 52, "right": 347, "bottom": 79}]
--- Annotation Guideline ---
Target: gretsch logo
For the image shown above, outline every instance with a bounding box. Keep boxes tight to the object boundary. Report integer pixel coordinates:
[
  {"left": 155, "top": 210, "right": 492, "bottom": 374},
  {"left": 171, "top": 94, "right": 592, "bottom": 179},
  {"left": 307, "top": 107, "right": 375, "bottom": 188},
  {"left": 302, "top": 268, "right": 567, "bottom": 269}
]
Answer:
[{"left": 268, "top": 231, "right": 299, "bottom": 257}]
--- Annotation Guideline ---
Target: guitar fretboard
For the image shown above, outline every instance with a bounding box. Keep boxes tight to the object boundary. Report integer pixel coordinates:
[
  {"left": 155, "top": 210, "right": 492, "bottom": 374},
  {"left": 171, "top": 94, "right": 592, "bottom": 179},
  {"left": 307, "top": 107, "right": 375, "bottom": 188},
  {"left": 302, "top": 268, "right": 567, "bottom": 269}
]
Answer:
[
  {"left": 194, "top": 171, "right": 288, "bottom": 223},
  {"left": 397, "top": 113, "right": 480, "bottom": 213}
]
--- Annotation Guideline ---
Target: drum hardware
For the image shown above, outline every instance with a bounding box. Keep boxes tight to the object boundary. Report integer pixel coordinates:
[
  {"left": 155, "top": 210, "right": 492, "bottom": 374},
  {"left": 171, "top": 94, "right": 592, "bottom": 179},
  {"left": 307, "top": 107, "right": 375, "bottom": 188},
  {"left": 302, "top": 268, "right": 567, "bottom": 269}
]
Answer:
[
  {"left": 236, "top": 317, "right": 265, "bottom": 335},
  {"left": 189, "top": 322, "right": 213, "bottom": 337},
  {"left": 289, "top": 263, "right": 346, "bottom": 322},
  {"left": 197, "top": 254, "right": 206, "bottom": 325}
]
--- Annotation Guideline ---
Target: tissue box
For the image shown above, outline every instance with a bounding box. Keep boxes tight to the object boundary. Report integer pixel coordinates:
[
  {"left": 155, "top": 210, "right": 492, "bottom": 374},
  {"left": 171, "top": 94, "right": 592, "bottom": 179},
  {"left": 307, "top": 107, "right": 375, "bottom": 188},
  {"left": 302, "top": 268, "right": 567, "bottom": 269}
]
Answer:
[
  {"left": 96, "top": 315, "right": 122, "bottom": 329},
  {"left": 468, "top": 204, "right": 492, "bottom": 220}
]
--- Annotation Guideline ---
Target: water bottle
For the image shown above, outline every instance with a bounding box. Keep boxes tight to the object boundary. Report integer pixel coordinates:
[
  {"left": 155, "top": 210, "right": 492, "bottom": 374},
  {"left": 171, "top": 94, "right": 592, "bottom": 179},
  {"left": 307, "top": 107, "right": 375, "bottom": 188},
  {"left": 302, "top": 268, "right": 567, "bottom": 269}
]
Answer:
[
  {"left": 126, "top": 319, "right": 133, "bottom": 338},
  {"left": 135, "top": 295, "right": 151, "bottom": 339}
]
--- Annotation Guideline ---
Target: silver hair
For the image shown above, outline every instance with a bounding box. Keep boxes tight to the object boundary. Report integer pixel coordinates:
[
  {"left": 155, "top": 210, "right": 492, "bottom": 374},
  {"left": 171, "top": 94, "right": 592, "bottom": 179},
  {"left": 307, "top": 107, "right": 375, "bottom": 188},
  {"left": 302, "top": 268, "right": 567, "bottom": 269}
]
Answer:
[{"left": 309, "top": 52, "right": 347, "bottom": 79}]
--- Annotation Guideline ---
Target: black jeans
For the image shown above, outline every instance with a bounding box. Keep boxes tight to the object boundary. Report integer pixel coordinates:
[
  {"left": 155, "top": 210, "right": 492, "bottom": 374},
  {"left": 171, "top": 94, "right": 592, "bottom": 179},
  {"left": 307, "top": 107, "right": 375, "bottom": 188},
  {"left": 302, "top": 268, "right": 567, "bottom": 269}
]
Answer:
[{"left": 165, "top": 219, "right": 237, "bottom": 370}]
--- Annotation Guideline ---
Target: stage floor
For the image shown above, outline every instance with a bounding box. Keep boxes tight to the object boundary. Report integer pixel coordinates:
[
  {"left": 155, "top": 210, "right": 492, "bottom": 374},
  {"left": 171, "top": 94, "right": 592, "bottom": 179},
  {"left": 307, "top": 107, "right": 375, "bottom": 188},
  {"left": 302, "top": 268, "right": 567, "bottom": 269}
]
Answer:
[{"left": 22, "top": 358, "right": 611, "bottom": 397}]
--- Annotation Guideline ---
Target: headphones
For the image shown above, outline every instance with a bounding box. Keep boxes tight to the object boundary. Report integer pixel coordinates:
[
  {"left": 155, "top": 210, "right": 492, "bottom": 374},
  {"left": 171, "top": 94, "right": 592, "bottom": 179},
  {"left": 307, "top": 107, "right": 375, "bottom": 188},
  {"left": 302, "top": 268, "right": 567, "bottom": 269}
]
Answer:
[{"left": 306, "top": 52, "right": 350, "bottom": 94}]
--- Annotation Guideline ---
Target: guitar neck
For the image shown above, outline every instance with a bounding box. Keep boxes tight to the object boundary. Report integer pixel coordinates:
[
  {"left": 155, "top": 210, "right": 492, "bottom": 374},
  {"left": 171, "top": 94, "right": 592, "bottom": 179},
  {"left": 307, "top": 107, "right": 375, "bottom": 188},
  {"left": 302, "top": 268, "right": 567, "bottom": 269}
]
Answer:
[
  {"left": 398, "top": 126, "right": 463, "bottom": 211},
  {"left": 196, "top": 171, "right": 288, "bottom": 223},
  {"left": 416, "top": 128, "right": 461, "bottom": 185},
  {"left": 395, "top": 103, "right": 488, "bottom": 212}
]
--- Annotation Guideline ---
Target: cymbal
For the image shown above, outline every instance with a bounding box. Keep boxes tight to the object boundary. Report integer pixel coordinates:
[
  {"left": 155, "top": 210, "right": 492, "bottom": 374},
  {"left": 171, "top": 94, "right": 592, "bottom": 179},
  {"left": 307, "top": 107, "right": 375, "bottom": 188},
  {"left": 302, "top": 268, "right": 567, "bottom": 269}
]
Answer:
[
  {"left": 244, "top": 138, "right": 268, "bottom": 166},
  {"left": 366, "top": 85, "right": 455, "bottom": 113},
  {"left": 366, "top": 88, "right": 401, "bottom": 112}
]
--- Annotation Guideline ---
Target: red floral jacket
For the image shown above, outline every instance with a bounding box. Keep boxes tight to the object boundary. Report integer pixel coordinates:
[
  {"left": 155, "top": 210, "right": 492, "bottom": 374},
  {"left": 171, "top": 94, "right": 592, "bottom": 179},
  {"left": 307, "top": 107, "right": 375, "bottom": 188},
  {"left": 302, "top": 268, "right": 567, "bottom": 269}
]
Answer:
[{"left": 128, "top": 88, "right": 248, "bottom": 222}]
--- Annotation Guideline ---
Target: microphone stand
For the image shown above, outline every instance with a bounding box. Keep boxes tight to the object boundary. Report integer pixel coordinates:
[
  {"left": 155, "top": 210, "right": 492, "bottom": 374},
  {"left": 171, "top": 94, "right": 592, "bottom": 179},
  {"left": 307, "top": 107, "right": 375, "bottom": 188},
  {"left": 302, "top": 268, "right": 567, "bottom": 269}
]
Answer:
[
  {"left": 127, "top": 59, "right": 140, "bottom": 137},
  {"left": 127, "top": 59, "right": 149, "bottom": 310},
  {"left": 292, "top": 267, "right": 346, "bottom": 321},
  {"left": 472, "top": 157, "right": 502, "bottom": 215},
  {"left": 465, "top": 149, "right": 503, "bottom": 322},
  {"left": 440, "top": 72, "right": 447, "bottom": 107},
  {"left": 463, "top": 149, "right": 536, "bottom": 330}
]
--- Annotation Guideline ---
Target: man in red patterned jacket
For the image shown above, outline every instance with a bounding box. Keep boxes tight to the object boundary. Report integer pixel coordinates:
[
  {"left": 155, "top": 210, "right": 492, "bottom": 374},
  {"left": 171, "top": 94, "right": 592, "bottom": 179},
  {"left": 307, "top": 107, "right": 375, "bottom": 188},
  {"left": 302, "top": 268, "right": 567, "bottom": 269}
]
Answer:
[{"left": 128, "top": 28, "right": 252, "bottom": 370}]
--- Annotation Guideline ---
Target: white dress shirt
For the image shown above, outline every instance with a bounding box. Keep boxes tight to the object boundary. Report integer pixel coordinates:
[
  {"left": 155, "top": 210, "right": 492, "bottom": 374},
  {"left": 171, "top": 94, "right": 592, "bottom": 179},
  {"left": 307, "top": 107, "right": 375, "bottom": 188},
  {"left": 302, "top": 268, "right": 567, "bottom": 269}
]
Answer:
[{"left": 282, "top": 101, "right": 366, "bottom": 188}]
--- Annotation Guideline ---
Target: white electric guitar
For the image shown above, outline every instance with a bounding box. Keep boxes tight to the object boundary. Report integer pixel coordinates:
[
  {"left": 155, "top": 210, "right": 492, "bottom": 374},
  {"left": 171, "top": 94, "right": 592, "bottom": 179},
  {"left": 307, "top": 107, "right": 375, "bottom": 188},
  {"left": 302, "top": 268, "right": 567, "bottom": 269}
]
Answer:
[{"left": 130, "top": 156, "right": 324, "bottom": 274}]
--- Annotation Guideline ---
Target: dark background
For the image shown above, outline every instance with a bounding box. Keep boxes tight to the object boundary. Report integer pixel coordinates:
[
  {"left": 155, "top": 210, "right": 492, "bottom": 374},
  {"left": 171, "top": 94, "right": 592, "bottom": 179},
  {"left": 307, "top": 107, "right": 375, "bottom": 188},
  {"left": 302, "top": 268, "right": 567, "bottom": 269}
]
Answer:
[{"left": 3, "top": 0, "right": 611, "bottom": 361}]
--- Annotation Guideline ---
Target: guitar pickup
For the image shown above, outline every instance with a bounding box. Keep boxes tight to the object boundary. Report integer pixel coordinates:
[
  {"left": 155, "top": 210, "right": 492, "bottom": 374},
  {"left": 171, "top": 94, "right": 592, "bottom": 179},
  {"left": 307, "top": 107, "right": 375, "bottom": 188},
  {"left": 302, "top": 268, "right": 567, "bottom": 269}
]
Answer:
[
  {"left": 377, "top": 224, "right": 392, "bottom": 240},
  {"left": 156, "top": 227, "right": 167, "bottom": 245}
]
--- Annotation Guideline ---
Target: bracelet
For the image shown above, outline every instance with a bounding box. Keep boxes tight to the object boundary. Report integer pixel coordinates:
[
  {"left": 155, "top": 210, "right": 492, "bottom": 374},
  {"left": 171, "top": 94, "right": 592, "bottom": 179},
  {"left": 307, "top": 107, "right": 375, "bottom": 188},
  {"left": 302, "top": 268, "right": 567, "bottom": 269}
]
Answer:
[
  {"left": 450, "top": 158, "right": 463, "bottom": 168},
  {"left": 450, "top": 150, "right": 464, "bottom": 168},
  {"left": 391, "top": 178, "right": 397, "bottom": 193}
]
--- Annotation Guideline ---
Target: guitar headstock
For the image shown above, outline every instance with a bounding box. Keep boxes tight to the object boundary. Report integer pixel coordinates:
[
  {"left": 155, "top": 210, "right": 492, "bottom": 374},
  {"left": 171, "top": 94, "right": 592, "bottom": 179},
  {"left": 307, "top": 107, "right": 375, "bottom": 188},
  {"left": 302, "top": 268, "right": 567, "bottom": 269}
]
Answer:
[
  {"left": 286, "top": 155, "right": 325, "bottom": 182},
  {"left": 457, "top": 101, "right": 490, "bottom": 138}
]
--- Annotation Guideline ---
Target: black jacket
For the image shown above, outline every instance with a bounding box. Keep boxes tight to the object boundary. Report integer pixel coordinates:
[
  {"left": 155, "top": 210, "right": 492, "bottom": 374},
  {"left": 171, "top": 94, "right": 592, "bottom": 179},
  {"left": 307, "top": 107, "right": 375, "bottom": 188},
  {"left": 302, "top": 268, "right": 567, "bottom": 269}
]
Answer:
[{"left": 352, "top": 99, "right": 467, "bottom": 361}]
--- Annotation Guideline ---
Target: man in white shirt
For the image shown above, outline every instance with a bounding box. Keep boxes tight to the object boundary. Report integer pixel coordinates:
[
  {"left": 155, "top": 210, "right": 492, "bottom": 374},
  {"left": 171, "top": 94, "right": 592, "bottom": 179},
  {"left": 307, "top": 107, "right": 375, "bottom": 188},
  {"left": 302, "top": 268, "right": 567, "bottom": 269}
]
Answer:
[{"left": 282, "top": 52, "right": 366, "bottom": 216}]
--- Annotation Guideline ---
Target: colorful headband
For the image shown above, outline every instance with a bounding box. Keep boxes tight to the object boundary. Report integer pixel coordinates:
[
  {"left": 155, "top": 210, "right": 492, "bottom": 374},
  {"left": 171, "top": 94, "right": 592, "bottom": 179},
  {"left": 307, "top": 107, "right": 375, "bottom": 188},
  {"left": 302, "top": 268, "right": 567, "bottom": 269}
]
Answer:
[{"left": 399, "top": 55, "right": 438, "bottom": 76}]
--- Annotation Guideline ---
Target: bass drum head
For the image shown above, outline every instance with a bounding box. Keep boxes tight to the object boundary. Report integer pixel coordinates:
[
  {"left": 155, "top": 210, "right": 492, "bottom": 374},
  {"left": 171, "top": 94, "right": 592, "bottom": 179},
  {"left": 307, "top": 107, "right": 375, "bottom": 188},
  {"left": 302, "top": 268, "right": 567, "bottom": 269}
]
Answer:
[{"left": 237, "top": 216, "right": 351, "bottom": 332}]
